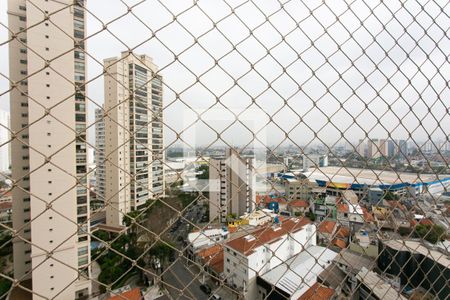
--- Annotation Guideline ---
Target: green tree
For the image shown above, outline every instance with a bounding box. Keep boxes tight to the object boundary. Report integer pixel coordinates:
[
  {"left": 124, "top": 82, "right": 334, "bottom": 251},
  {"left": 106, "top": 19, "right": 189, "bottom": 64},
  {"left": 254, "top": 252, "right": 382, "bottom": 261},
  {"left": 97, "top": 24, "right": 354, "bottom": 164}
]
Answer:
[
  {"left": 0, "top": 233, "right": 12, "bottom": 257},
  {"left": 415, "top": 224, "right": 446, "bottom": 244},
  {"left": 305, "top": 212, "right": 316, "bottom": 221},
  {"left": 384, "top": 191, "right": 399, "bottom": 201},
  {"left": 0, "top": 278, "right": 12, "bottom": 300},
  {"left": 196, "top": 165, "right": 209, "bottom": 180}
]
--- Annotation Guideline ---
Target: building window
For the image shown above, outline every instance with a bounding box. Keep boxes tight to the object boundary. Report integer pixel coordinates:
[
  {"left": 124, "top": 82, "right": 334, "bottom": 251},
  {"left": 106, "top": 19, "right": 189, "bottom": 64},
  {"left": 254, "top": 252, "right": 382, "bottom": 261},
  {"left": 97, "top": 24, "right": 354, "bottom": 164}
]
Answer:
[{"left": 19, "top": 16, "right": 26, "bottom": 21}]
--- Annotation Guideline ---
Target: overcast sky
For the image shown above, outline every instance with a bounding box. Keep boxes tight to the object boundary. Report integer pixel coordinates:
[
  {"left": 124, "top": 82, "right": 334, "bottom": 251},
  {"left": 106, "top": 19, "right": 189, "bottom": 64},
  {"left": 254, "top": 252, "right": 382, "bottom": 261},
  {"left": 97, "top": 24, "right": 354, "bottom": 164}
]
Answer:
[{"left": 1, "top": 0, "right": 449, "bottom": 150}]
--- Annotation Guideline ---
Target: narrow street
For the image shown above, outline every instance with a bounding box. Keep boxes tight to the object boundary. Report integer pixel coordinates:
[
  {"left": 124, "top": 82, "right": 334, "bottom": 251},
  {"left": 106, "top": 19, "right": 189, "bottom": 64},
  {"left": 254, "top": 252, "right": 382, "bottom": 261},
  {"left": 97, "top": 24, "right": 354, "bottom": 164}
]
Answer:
[{"left": 162, "top": 259, "right": 207, "bottom": 300}]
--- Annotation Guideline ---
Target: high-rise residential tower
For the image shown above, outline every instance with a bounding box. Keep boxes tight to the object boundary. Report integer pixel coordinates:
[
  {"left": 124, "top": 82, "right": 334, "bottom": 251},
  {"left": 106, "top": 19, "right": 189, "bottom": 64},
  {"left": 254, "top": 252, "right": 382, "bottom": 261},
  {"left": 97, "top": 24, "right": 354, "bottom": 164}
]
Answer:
[
  {"left": 8, "top": 0, "right": 91, "bottom": 298},
  {"left": 95, "top": 107, "right": 106, "bottom": 205},
  {"left": 209, "top": 148, "right": 255, "bottom": 223},
  {"left": 103, "top": 52, "right": 165, "bottom": 227},
  {"left": 0, "top": 110, "right": 11, "bottom": 172},
  {"left": 357, "top": 139, "right": 367, "bottom": 158},
  {"left": 367, "top": 138, "right": 387, "bottom": 159}
]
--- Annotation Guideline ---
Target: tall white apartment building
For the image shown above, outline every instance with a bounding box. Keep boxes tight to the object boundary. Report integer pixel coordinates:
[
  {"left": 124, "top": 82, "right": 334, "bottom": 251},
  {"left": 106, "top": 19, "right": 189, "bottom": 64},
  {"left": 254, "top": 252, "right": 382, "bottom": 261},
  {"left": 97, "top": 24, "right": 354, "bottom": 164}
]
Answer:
[
  {"left": 367, "top": 138, "right": 387, "bottom": 159},
  {"left": 357, "top": 139, "right": 367, "bottom": 158},
  {"left": 8, "top": 0, "right": 91, "bottom": 298},
  {"left": 95, "top": 107, "right": 106, "bottom": 204},
  {"left": 209, "top": 148, "right": 255, "bottom": 223},
  {"left": 0, "top": 110, "right": 11, "bottom": 172},
  {"left": 104, "top": 52, "right": 164, "bottom": 227}
]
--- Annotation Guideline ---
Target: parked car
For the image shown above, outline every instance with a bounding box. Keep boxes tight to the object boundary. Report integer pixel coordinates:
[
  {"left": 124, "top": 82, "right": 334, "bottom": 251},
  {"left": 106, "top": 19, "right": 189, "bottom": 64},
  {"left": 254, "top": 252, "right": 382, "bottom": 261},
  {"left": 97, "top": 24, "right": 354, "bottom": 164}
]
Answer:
[
  {"left": 200, "top": 284, "right": 211, "bottom": 295},
  {"left": 211, "top": 294, "right": 221, "bottom": 300}
]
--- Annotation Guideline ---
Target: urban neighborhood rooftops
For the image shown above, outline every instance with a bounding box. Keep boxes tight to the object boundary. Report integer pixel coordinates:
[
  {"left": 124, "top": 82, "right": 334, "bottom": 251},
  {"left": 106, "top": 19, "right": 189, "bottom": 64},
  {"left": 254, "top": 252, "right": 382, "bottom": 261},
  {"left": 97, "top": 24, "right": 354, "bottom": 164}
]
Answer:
[
  {"left": 225, "top": 217, "right": 312, "bottom": 255},
  {"left": 382, "top": 239, "right": 450, "bottom": 267},
  {"left": 336, "top": 203, "right": 349, "bottom": 213},
  {"left": 107, "top": 288, "right": 142, "bottom": 300},
  {"left": 356, "top": 267, "right": 407, "bottom": 300},
  {"left": 259, "top": 246, "right": 338, "bottom": 298},
  {"left": 297, "top": 282, "right": 335, "bottom": 300},
  {"left": 334, "top": 249, "right": 375, "bottom": 273},
  {"left": 318, "top": 220, "right": 337, "bottom": 234},
  {"left": 303, "top": 166, "right": 449, "bottom": 186},
  {"left": 288, "top": 200, "right": 310, "bottom": 208}
]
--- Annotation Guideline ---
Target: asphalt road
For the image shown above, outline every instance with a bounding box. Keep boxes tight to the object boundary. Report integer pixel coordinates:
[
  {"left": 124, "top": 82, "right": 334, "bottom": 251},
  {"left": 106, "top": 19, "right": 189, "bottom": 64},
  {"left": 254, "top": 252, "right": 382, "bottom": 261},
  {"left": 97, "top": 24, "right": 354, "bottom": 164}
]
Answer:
[{"left": 162, "top": 259, "right": 208, "bottom": 300}]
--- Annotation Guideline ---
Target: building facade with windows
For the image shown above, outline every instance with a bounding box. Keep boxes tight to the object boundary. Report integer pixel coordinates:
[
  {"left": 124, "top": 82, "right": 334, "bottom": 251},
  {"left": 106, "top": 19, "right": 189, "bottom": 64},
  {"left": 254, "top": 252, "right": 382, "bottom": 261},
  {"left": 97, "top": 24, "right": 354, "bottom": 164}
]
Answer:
[
  {"left": 367, "top": 139, "right": 387, "bottom": 159},
  {"left": 103, "top": 52, "right": 164, "bottom": 227},
  {"left": 209, "top": 148, "right": 255, "bottom": 223},
  {"left": 95, "top": 107, "right": 106, "bottom": 205},
  {"left": 7, "top": 0, "right": 91, "bottom": 298},
  {"left": 0, "top": 110, "right": 11, "bottom": 172}
]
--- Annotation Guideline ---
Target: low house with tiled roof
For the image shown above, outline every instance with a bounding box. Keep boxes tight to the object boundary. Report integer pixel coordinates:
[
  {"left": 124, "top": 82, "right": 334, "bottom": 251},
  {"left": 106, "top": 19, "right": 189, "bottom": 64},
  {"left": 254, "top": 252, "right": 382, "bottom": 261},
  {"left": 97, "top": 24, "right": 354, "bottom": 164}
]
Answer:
[
  {"left": 297, "top": 282, "right": 335, "bottom": 300},
  {"left": 266, "top": 197, "right": 288, "bottom": 213},
  {"left": 336, "top": 226, "right": 350, "bottom": 239},
  {"left": 317, "top": 220, "right": 338, "bottom": 245},
  {"left": 223, "top": 217, "right": 317, "bottom": 299},
  {"left": 362, "top": 207, "right": 374, "bottom": 223},
  {"left": 197, "top": 244, "right": 224, "bottom": 278},
  {"left": 336, "top": 202, "right": 349, "bottom": 226},
  {"left": 107, "top": 288, "right": 142, "bottom": 300},
  {"left": 288, "top": 199, "right": 310, "bottom": 215},
  {"left": 330, "top": 226, "right": 350, "bottom": 251},
  {"left": 332, "top": 238, "right": 347, "bottom": 250}
]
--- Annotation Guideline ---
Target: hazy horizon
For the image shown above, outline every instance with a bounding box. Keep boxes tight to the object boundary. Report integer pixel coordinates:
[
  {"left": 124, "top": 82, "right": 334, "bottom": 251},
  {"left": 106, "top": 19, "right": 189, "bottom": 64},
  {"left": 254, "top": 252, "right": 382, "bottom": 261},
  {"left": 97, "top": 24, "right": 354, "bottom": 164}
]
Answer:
[{"left": 1, "top": 0, "right": 449, "bottom": 150}]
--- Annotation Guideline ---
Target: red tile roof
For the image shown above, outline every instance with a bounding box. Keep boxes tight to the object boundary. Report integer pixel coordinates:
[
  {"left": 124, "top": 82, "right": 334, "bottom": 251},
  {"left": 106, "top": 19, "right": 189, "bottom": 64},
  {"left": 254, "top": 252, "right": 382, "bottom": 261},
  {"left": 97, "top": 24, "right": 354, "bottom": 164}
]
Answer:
[
  {"left": 208, "top": 250, "right": 224, "bottom": 274},
  {"left": 318, "top": 221, "right": 337, "bottom": 234},
  {"left": 256, "top": 194, "right": 262, "bottom": 205},
  {"left": 336, "top": 203, "right": 349, "bottom": 213},
  {"left": 107, "top": 288, "right": 142, "bottom": 300},
  {"left": 289, "top": 200, "right": 309, "bottom": 208},
  {"left": 268, "top": 197, "right": 288, "bottom": 204},
  {"left": 197, "top": 244, "right": 222, "bottom": 259},
  {"left": 336, "top": 226, "right": 350, "bottom": 238},
  {"left": 362, "top": 207, "right": 374, "bottom": 222},
  {"left": 419, "top": 218, "right": 434, "bottom": 226},
  {"left": 298, "top": 282, "right": 334, "bottom": 300},
  {"left": 332, "top": 238, "right": 347, "bottom": 249},
  {"left": 226, "top": 218, "right": 312, "bottom": 256}
]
